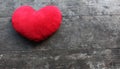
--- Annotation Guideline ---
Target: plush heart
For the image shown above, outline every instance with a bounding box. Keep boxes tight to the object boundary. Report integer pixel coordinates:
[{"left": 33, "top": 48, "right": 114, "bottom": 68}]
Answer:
[{"left": 12, "top": 5, "right": 62, "bottom": 42}]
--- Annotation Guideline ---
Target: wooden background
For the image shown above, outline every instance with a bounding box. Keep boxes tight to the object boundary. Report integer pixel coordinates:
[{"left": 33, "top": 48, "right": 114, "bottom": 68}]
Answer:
[{"left": 0, "top": 0, "right": 120, "bottom": 69}]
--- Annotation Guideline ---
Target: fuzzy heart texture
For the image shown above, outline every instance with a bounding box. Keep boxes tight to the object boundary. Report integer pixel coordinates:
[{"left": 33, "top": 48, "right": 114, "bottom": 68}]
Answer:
[{"left": 12, "top": 5, "right": 62, "bottom": 42}]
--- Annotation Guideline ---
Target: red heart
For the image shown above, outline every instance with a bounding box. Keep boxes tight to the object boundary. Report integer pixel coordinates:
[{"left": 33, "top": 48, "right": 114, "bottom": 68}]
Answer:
[{"left": 12, "top": 5, "right": 62, "bottom": 42}]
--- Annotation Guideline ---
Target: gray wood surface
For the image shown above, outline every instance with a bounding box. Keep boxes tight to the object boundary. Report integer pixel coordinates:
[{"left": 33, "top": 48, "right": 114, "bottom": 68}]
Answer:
[{"left": 0, "top": 0, "right": 120, "bottom": 69}]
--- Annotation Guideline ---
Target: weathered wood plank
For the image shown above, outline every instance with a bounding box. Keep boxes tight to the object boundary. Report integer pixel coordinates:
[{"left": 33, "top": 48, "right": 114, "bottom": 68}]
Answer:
[{"left": 0, "top": 0, "right": 120, "bottom": 69}]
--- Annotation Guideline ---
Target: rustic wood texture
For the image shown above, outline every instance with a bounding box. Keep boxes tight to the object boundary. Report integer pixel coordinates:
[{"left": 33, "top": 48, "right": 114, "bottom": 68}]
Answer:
[{"left": 0, "top": 0, "right": 120, "bottom": 69}]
